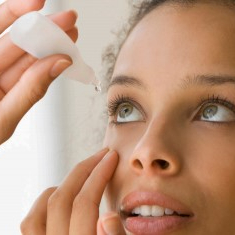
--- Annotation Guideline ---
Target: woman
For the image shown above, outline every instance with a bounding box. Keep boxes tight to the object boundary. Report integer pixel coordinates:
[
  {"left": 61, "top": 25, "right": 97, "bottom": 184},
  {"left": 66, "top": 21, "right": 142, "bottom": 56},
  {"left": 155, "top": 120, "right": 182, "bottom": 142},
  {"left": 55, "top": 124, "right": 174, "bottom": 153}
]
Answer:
[{"left": 2, "top": 0, "right": 235, "bottom": 234}]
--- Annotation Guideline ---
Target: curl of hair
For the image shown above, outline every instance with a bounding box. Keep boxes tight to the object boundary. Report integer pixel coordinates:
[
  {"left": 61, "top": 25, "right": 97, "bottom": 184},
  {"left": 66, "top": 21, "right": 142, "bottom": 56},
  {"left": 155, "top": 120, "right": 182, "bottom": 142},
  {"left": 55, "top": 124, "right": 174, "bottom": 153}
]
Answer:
[{"left": 100, "top": 1, "right": 162, "bottom": 91}]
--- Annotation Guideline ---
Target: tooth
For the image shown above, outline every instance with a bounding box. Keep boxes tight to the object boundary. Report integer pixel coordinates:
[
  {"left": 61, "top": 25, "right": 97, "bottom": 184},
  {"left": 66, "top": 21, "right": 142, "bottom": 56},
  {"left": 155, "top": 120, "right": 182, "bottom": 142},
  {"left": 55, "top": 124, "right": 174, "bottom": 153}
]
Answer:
[
  {"left": 151, "top": 205, "right": 165, "bottom": 217},
  {"left": 132, "top": 207, "right": 140, "bottom": 215},
  {"left": 140, "top": 205, "right": 152, "bottom": 216},
  {"left": 165, "top": 208, "right": 174, "bottom": 215}
]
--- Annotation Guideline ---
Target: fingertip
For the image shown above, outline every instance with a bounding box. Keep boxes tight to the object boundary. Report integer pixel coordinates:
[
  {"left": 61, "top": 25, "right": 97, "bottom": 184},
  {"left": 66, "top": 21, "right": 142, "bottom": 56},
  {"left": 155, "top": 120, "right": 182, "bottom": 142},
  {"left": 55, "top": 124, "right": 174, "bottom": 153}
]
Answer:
[
  {"left": 68, "top": 9, "right": 78, "bottom": 20},
  {"left": 48, "top": 10, "right": 78, "bottom": 32},
  {"left": 99, "top": 147, "right": 110, "bottom": 154},
  {"left": 67, "top": 26, "right": 79, "bottom": 42},
  {"left": 27, "top": 0, "right": 46, "bottom": 11},
  {"left": 64, "top": 9, "right": 78, "bottom": 26},
  {"left": 102, "top": 150, "right": 119, "bottom": 164},
  {"left": 101, "top": 212, "right": 125, "bottom": 235},
  {"left": 50, "top": 58, "right": 72, "bottom": 78}
]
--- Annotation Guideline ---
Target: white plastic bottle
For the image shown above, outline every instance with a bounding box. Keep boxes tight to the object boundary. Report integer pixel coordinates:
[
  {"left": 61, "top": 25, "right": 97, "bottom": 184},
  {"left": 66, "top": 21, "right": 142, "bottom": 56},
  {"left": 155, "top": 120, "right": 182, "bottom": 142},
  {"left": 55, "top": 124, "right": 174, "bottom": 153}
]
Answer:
[{"left": 10, "top": 11, "right": 100, "bottom": 90}]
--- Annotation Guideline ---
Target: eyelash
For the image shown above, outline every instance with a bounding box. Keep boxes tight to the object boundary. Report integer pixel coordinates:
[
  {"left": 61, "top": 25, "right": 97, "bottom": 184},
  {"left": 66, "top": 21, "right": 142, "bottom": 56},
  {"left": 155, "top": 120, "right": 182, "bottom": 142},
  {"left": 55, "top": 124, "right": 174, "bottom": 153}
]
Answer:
[
  {"left": 107, "top": 93, "right": 235, "bottom": 125},
  {"left": 198, "top": 94, "right": 235, "bottom": 113},
  {"left": 194, "top": 94, "right": 235, "bottom": 125},
  {"left": 107, "top": 94, "right": 144, "bottom": 123}
]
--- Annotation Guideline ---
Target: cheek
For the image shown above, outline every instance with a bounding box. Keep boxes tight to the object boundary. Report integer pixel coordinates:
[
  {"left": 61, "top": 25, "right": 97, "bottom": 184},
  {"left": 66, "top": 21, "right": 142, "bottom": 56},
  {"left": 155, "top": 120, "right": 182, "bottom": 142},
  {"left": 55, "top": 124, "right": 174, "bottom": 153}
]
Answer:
[
  {"left": 103, "top": 124, "right": 144, "bottom": 155},
  {"left": 186, "top": 125, "right": 235, "bottom": 216},
  {"left": 188, "top": 124, "right": 235, "bottom": 184},
  {"left": 103, "top": 124, "right": 144, "bottom": 209}
]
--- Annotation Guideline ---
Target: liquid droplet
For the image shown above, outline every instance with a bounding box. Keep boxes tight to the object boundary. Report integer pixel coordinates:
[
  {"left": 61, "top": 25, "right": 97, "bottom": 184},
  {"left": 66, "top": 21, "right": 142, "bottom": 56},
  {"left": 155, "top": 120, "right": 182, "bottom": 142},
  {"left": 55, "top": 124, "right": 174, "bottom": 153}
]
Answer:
[
  {"left": 95, "top": 81, "right": 102, "bottom": 92},
  {"left": 95, "top": 85, "right": 101, "bottom": 92}
]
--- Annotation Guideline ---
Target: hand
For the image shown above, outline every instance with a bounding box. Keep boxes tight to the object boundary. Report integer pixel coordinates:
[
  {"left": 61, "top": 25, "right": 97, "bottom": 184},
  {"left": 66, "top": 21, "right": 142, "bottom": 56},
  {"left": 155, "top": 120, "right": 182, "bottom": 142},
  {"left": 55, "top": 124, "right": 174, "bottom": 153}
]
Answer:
[
  {"left": 97, "top": 212, "right": 126, "bottom": 235},
  {"left": 20, "top": 149, "right": 126, "bottom": 235},
  {"left": 0, "top": 0, "right": 78, "bottom": 144}
]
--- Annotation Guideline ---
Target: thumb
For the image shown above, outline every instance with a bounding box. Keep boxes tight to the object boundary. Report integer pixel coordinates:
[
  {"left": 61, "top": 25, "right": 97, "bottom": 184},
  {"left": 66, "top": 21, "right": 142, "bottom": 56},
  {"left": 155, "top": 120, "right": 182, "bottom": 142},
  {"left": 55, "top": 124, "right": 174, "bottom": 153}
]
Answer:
[{"left": 98, "top": 212, "right": 126, "bottom": 235}]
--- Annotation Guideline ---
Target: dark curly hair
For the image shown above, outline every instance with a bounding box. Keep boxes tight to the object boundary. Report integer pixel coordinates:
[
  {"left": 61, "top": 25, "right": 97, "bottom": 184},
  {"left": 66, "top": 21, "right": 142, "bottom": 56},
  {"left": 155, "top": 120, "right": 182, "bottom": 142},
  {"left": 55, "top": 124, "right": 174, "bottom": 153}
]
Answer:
[{"left": 101, "top": 0, "right": 235, "bottom": 91}]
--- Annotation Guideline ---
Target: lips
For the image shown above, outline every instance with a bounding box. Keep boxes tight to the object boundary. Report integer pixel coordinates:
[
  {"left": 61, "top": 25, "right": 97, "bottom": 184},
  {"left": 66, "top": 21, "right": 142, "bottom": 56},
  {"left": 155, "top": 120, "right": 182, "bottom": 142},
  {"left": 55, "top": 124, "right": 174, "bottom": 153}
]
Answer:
[{"left": 120, "top": 191, "right": 194, "bottom": 235}]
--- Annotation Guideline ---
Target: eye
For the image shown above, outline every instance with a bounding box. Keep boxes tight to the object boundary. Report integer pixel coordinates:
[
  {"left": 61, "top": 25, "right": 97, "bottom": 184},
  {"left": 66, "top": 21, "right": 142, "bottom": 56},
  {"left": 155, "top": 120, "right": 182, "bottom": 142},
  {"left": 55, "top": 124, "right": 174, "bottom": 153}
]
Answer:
[
  {"left": 107, "top": 95, "right": 145, "bottom": 125},
  {"left": 116, "top": 102, "right": 144, "bottom": 123},
  {"left": 197, "top": 103, "right": 235, "bottom": 122}
]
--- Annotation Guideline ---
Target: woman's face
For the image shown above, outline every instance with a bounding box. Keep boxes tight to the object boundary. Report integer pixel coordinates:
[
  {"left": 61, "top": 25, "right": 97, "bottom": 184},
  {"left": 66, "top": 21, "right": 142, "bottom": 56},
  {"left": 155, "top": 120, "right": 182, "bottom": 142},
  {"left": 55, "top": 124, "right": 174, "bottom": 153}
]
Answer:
[{"left": 103, "top": 3, "right": 235, "bottom": 235}]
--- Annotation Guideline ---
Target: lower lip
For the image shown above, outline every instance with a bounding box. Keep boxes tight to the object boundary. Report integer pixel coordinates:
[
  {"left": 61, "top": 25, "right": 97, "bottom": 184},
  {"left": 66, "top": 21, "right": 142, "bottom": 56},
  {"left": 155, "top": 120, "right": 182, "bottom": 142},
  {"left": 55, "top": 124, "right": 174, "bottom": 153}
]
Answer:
[{"left": 124, "top": 215, "right": 193, "bottom": 235}]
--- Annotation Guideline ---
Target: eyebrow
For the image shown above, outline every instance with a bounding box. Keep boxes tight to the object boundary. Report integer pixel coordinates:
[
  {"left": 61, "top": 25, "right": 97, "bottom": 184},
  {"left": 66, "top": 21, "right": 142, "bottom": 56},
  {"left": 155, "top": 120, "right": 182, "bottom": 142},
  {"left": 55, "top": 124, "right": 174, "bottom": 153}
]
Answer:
[
  {"left": 108, "top": 75, "right": 147, "bottom": 90},
  {"left": 108, "top": 74, "right": 235, "bottom": 90},
  {"left": 181, "top": 74, "right": 235, "bottom": 89}
]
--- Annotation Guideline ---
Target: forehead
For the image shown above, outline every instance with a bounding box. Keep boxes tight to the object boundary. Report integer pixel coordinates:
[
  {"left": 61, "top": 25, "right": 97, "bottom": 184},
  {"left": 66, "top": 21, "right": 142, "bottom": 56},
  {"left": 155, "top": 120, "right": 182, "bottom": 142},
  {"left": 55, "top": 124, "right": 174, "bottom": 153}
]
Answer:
[{"left": 113, "top": 3, "right": 235, "bottom": 88}]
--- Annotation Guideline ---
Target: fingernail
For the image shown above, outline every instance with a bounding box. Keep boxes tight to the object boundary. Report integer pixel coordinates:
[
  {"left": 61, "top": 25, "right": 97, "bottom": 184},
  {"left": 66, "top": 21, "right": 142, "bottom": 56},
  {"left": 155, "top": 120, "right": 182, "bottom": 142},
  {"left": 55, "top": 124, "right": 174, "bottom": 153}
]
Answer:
[
  {"left": 102, "top": 212, "right": 120, "bottom": 235},
  {"left": 98, "top": 147, "right": 109, "bottom": 154},
  {"left": 102, "top": 150, "right": 116, "bottom": 162},
  {"left": 50, "top": 59, "right": 72, "bottom": 78}
]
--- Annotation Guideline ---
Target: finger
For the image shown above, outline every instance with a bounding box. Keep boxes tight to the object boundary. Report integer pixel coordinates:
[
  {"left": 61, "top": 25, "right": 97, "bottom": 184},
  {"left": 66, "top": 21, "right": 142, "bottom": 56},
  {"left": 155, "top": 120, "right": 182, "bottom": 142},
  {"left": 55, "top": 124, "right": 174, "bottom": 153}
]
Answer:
[
  {"left": 0, "top": 0, "right": 45, "bottom": 33},
  {"left": 69, "top": 150, "right": 119, "bottom": 235},
  {"left": 0, "top": 54, "right": 72, "bottom": 144},
  {"left": 20, "top": 187, "right": 57, "bottom": 235},
  {"left": 98, "top": 212, "right": 126, "bottom": 235},
  {"left": 0, "top": 54, "right": 36, "bottom": 97},
  {"left": 48, "top": 10, "right": 78, "bottom": 33},
  {"left": 0, "top": 26, "right": 78, "bottom": 95},
  {"left": 0, "top": 10, "right": 78, "bottom": 71},
  {"left": 45, "top": 148, "right": 109, "bottom": 235},
  {"left": 66, "top": 26, "right": 79, "bottom": 43},
  {"left": 0, "top": 33, "right": 25, "bottom": 72}
]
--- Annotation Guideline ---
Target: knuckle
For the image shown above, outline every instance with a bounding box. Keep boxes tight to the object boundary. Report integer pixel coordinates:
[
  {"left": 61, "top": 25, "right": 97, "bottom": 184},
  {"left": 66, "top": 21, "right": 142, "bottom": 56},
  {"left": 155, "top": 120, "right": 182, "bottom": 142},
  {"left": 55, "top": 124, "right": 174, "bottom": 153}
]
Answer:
[
  {"left": 47, "top": 189, "right": 67, "bottom": 211},
  {"left": 72, "top": 193, "right": 87, "bottom": 210},
  {"left": 21, "top": 55, "right": 36, "bottom": 70},
  {"left": 74, "top": 161, "right": 92, "bottom": 179},
  {"left": 73, "top": 193, "right": 99, "bottom": 211},
  {"left": 27, "top": 84, "right": 48, "bottom": 105}
]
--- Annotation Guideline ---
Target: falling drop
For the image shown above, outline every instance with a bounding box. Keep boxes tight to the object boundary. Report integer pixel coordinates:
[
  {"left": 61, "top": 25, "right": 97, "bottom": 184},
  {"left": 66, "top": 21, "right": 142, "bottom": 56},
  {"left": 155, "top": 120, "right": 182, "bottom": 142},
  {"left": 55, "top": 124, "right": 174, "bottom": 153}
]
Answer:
[
  {"left": 94, "top": 80, "right": 102, "bottom": 92},
  {"left": 95, "top": 84, "right": 102, "bottom": 92}
]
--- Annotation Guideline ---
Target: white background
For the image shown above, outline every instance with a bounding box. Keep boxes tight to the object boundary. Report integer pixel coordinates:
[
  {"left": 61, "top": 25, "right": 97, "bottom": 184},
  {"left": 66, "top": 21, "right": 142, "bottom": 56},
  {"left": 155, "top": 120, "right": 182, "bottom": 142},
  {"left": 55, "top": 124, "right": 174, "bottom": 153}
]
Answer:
[{"left": 0, "top": 0, "right": 129, "bottom": 234}]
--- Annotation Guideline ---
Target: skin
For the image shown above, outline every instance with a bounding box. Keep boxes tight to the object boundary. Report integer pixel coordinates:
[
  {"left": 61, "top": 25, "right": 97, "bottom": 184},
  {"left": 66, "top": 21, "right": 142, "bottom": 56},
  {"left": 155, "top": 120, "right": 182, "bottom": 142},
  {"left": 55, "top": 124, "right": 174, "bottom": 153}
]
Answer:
[
  {"left": 0, "top": 0, "right": 78, "bottom": 144},
  {"left": 16, "top": 1, "right": 235, "bottom": 235}
]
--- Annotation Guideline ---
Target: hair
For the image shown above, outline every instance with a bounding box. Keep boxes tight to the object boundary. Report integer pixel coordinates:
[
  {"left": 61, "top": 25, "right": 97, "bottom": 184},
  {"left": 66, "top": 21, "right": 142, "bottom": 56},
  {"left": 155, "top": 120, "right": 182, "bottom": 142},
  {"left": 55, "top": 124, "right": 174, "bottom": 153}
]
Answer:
[{"left": 101, "top": 0, "right": 235, "bottom": 91}]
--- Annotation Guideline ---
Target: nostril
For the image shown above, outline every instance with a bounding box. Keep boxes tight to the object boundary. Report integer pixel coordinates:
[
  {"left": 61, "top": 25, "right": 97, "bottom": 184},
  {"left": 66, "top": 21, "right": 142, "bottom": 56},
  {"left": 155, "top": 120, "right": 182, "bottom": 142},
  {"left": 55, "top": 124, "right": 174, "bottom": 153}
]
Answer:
[
  {"left": 132, "top": 159, "right": 143, "bottom": 169},
  {"left": 153, "top": 159, "right": 170, "bottom": 169}
]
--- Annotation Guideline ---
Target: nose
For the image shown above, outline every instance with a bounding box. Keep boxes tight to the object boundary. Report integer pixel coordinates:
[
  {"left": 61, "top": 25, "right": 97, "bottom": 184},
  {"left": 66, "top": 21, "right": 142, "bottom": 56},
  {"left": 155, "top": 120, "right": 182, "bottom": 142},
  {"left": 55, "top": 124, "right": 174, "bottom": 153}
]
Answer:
[{"left": 129, "top": 119, "right": 182, "bottom": 177}]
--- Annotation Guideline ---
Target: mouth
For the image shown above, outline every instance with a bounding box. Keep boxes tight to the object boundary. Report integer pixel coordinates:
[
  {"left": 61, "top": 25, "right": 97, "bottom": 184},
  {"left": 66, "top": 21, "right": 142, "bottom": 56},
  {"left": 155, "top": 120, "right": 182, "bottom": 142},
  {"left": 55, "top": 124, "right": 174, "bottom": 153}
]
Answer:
[{"left": 120, "top": 191, "right": 194, "bottom": 235}]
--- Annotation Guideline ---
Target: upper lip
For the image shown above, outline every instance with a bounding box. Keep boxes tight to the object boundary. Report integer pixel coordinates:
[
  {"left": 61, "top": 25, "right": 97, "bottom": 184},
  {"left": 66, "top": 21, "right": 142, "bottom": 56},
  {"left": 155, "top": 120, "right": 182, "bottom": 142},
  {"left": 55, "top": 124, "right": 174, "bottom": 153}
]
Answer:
[{"left": 120, "top": 191, "right": 194, "bottom": 217}]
